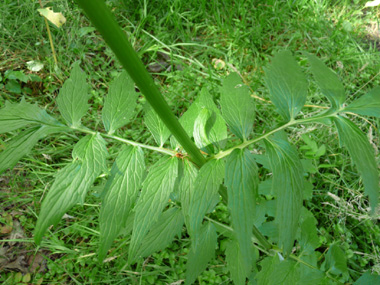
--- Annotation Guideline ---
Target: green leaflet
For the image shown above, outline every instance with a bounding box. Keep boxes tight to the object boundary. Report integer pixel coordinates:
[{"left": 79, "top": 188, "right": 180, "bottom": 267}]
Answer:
[
  {"left": 144, "top": 103, "right": 171, "bottom": 147},
  {"left": 264, "top": 51, "right": 308, "bottom": 121},
  {"left": 99, "top": 145, "right": 145, "bottom": 261},
  {"left": 193, "top": 108, "right": 215, "bottom": 154},
  {"left": 186, "top": 221, "right": 217, "bottom": 285},
  {"left": 34, "top": 134, "right": 108, "bottom": 244},
  {"left": 299, "top": 208, "right": 319, "bottom": 254},
  {"left": 0, "top": 99, "right": 61, "bottom": 134},
  {"left": 334, "top": 116, "right": 379, "bottom": 212},
  {"left": 225, "top": 149, "right": 258, "bottom": 269},
  {"left": 135, "top": 207, "right": 184, "bottom": 260},
  {"left": 178, "top": 88, "right": 227, "bottom": 149},
  {"left": 226, "top": 238, "right": 255, "bottom": 285},
  {"left": 343, "top": 86, "right": 380, "bottom": 118},
  {"left": 354, "top": 272, "right": 380, "bottom": 285},
  {"left": 102, "top": 71, "right": 138, "bottom": 134},
  {"left": 129, "top": 156, "right": 178, "bottom": 260},
  {"left": 56, "top": 62, "right": 90, "bottom": 127},
  {"left": 322, "top": 243, "right": 349, "bottom": 280},
  {"left": 187, "top": 159, "right": 224, "bottom": 238},
  {"left": 0, "top": 125, "right": 62, "bottom": 175},
  {"left": 306, "top": 53, "right": 345, "bottom": 109},
  {"left": 220, "top": 73, "right": 255, "bottom": 140},
  {"left": 264, "top": 132, "right": 304, "bottom": 256}
]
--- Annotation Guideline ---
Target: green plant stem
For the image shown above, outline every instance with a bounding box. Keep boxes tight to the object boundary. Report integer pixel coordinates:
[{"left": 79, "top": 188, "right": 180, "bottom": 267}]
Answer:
[{"left": 74, "top": 0, "right": 206, "bottom": 167}]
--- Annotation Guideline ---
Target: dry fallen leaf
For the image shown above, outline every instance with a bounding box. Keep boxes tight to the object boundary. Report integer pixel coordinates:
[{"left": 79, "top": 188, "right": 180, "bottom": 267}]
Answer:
[{"left": 37, "top": 7, "right": 66, "bottom": 28}]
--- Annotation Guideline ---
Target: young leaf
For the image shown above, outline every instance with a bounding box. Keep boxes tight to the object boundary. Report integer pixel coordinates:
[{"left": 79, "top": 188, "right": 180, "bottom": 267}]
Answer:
[
  {"left": 264, "top": 51, "right": 308, "bottom": 121},
  {"left": 334, "top": 116, "right": 379, "bottom": 212},
  {"left": 129, "top": 156, "right": 178, "bottom": 260},
  {"left": 264, "top": 132, "right": 304, "bottom": 255},
  {"left": 34, "top": 134, "right": 108, "bottom": 244},
  {"left": 225, "top": 148, "right": 258, "bottom": 269},
  {"left": 306, "top": 53, "right": 345, "bottom": 109},
  {"left": 343, "top": 86, "right": 380, "bottom": 118},
  {"left": 226, "top": 238, "right": 255, "bottom": 285},
  {"left": 220, "top": 73, "right": 255, "bottom": 140},
  {"left": 134, "top": 207, "right": 184, "bottom": 259},
  {"left": 0, "top": 125, "right": 61, "bottom": 175},
  {"left": 144, "top": 103, "right": 171, "bottom": 147},
  {"left": 102, "top": 71, "right": 138, "bottom": 134},
  {"left": 0, "top": 99, "right": 62, "bottom": 134},
  {"left": 56, "top": 62, "right": 90, "bottom": 127},
  {"left": 99, "top": 145, "right": 145, "bottom": 261},
  {"left": 193, "top": 107, "right": 215, "bottom": 154},
  {"left": 186, "top": 222, "right": 217, "bottom": 285},
  {"left": 187, "top": 159, "right": 224, "bottom": 238}
]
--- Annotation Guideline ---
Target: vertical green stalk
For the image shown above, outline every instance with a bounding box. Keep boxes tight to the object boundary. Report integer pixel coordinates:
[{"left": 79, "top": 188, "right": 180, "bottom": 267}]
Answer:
[{"left": 74, "top": 0, "right": 206, "bottom": 166}]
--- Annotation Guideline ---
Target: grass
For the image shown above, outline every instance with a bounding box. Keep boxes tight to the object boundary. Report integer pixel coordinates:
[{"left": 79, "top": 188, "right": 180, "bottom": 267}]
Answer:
[{"left": 0, "top": 0, "right": 379, "bottom": 283}]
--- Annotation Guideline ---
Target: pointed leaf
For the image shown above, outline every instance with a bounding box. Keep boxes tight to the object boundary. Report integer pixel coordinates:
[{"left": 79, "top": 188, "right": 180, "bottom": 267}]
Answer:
[
  {"left": 99, "top": 145, "right": 145, "bottom": 261},
  {"left": 220, "top": 73, "right": 255, "bottom": 140},
  {"left": 343, "top": 86, "right": 380, "bottom": 118},
  {"left": 323, "top": 243, "right": 348, "bottom": 278},
  {"left": 0, "top": 126, "right": 61, "bottom": 175},
  {"left": 135, "top": 208, "right": 184, "bottom": 259},
  {"left": 225, "top": 149, "right": 258, "bottom": 269},
  {"left": 34, "top": 134, "right": 108, "bottom": 244},
  {"left": 179, "top": 159, "right": 198, "bottom": 229},
  {"left": 56, "top": 62, "right": 90, "bottom": 127},
  {"left": 186, "top": 222, "right": 217, "bottom": 285},
  {"left": 187, "top": 159, "right": 224, "bottom": 237},
  {"left": 264, "top": 132, "right": 304, "bottom": 255},
  {"left": 0, "top": 99, "right": 61, "bottom": 134},
  {"left": 264, "top": 51, "right": 308, "bottom": 121},
  {"left": 226, "top": 238, "right": 254, "bottom": 285},
  {"left": 334, "top": 116, "right": 379, "bottom": 212},
  {"left": 144, "top": 103, "right": 171, "bottom": 147},
  {"left": 193, "top": 108, "right": 215, "bottom": 154},
  {"left": 129, "top": 156, "right": 178, "bottom": 259},
  {"left": 306, "top": 53, "right": 345, "bottom": 109},
  {"left": 102, "top": 71, "right": 138, "bottom": 134}
]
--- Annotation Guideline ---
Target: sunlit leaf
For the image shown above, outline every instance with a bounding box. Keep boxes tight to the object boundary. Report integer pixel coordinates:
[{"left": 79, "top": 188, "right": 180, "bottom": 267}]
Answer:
[
  {"left": 38, "top": 7, "right": 66, "bottom": 28},
  {"left": 193, "top": 107, "right": 215, "bottom": 154},
  {"left": 144, "top": 103, "right": 171, "bottom": 147},
  {"left": 343, "top": 86, "right": 380, "bottom": 118},
  {"left": 99, "top": 145, "right": 145, "bottom": 261}
]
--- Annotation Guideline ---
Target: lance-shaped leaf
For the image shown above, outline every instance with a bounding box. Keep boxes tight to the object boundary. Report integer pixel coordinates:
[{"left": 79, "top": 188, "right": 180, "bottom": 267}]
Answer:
[
  {"left": 178, "top": 88, "right": 227, "bottom": 148},
  {"left": 334, "top": 116, "right": 379, "bottom": 212},
  {"left": 306, "top": 53, "right": 345, "bottom": 109},
  {"left": 0, "top": 99, "right": 62, "bottom": 134},
  {"left": 343, "top": 86, "right": 380, "bottom": 118},
  {"left": 264, "top": 132, "right": 304, "bottom": 255},
  {"left": 102, "top": 71, "right": 138, "bottom": 134},
  {"left": 129, "top": 156, "right": 178, "bottom": 260},
  {"left": 179, "top": 159, "right": 198, "bottom": 229},
  {"left": 134, "top": 208, "right": 184, "bottom": 260},
  {"left": 56, "top": 62, "right": 90, "bottom": 127},
  {"left": 264, "top": 51, "right": 308, "bottom": 121},
  {"left": 34, "top": 134, "right": 108, "bottom": 244},
  {"left": 99, "top": 145, "right": 145, "bottom": 261},
  {"left": 186, "top": 222, "right": 217, "bottom": 285},
  {"left": 220, "top": 73, "right": 255, "bottom": 140},
  {"left": 226, "top": 238, "right": 255, "bottom": 285},
  {"left": 144, "top": 103, "right": 171, "bottom": 147},
  {"left": 225, "top": 148, "right": 258, "bottom": 269},
  {"left": 0, "top": 125, "right": 62, "bottom": 175},
  {"left": 193, "top": 108, "right": 215, "bottom": 154},
  {"left": 187, "top": 159, "right": 224, "bottom": 238}
]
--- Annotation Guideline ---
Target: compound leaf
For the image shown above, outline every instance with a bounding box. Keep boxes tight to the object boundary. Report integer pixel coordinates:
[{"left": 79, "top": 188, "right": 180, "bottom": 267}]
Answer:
[
  {"left": 264, "top": 132, "right": 304, "bottom": 255},
  {"left": 102, "top": 71, "right": 138, "bottom": 134},
  {"left": 306, "top": 53, "right": 345, "bottom": 109},
  {"left": 187, "top": 159, "right": 224, "bottom": 238},
  {"left": 334, "top": 116, "right": 379, "bottom": 213},
  {"left": 34, "top": 134, "right": 108, "bottom": 244},
  {"left": 144, "top": 103, "right": 171, "bottom": 147},
  {"left": 220, "top": 73, "right": 255, "bottom": 140},
  {"left": 135, "top": 207, "right": 184, "bottom": 259},
  {"left": 129, "top": 156, "right": 178, "bottom": 260},
  {"left": 225, "top": 148, "right": 258, "bottom": 269},
  {"left": 56, "top": 62, "right": 90, "bottom": 127},
  {"left": 264, "top": 51, "right": 308, "bottom": 121},
  {"left": 99, "top": 145, "right": 145, "bottom": 261},
  {"left": 186, "top": 222, "right": 217, "bottom": 285},
  {"left": 343, "top": 86, "right": 380, "bottom": 118},
  {"left": 0, "top": 125, "right": 61, "bottom": 175}
]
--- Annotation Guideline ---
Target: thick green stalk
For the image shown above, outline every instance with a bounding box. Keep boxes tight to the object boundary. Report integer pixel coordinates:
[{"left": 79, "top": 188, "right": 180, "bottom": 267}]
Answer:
[{"left": 74, "top": 0, "right": 206, "bottom": 166}]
